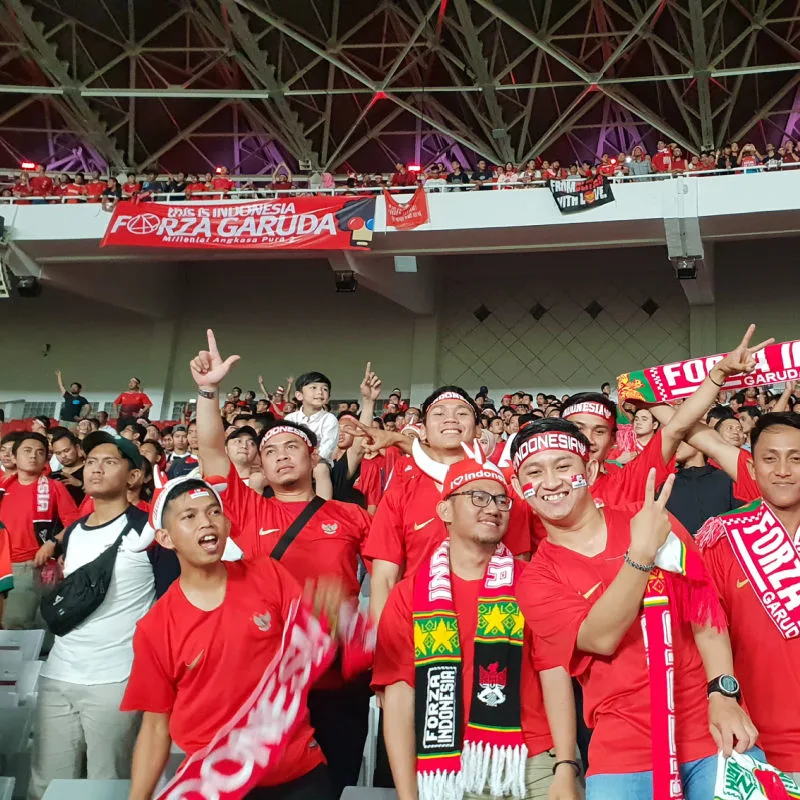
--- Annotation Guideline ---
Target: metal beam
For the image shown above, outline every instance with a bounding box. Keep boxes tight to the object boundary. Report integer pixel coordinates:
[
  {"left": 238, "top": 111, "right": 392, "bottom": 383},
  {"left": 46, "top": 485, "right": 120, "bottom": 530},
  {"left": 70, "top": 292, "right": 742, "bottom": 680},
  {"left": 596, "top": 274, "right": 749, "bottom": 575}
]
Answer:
[
  {"left": 689, "top": 0, "right": 713, "bottom": 148},
  {"left": 4, "top": 0, "right": 127, "bottom": 168}
]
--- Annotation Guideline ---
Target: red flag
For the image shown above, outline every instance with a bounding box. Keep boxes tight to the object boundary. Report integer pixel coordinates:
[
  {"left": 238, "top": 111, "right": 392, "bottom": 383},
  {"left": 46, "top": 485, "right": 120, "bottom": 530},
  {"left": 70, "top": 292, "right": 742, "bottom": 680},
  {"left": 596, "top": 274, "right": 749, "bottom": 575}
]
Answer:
[{"left": 383, "top": 186, "right": 430, "bottom": 230}]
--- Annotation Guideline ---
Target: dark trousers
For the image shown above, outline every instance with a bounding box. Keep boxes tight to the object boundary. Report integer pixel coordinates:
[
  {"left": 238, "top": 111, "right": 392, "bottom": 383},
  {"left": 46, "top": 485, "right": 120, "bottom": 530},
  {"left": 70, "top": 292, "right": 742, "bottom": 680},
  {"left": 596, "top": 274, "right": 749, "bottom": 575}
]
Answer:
[
  {"left": 573, "top": 678, "right": 592, "bottom": 771},
  {"left": 245, "top": 765, "right": 334, "bottom": 800},
  {"left": 307, "top": 677, "right": 371, "bottom": 798}
]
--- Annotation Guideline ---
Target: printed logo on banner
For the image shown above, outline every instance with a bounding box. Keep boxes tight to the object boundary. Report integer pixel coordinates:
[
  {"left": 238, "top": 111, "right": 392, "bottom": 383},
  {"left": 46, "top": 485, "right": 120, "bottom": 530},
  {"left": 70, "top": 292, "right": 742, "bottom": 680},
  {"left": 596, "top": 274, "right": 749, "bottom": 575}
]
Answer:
[{"left": 550, "top": 175, "right": 616, "bottom": 214}]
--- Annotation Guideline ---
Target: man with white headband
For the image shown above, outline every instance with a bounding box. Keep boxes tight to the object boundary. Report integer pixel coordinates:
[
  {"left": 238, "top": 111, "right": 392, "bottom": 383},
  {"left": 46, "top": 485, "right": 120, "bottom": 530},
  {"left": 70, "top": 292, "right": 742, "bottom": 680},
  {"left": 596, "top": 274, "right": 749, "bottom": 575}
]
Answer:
[
  {"left": 374, "top": 447, "right": 581, "bottom": 800},
  {"left": 364, "top": 385, "right": 533, "bottom": 624},
  {"left": 189, "top": 329, "right": 373, "bottom": 797},
  {"left": 122, "top": 475, "right": 369, "bottom": 800},
  {"left": 511, "top": 418, "right": 762, "bottom": 800}
]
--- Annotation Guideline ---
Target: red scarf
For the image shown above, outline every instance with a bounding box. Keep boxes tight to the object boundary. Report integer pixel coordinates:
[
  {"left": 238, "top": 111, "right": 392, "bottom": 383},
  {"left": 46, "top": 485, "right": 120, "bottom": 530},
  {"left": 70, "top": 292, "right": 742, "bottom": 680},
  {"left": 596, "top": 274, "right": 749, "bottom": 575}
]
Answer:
[
  {"left": 697, "top": 500, "right": 800, "bottom": 639},
  {"left": 0, "top": 473, "right": 55, "bottom": 545}
]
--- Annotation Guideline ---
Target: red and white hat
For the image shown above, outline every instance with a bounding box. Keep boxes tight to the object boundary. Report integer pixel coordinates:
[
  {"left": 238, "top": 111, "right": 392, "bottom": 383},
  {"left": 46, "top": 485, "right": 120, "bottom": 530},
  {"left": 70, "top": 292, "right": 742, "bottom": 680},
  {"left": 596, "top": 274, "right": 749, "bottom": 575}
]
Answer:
[{"left": 441, "top": 442, "right": 508, "bottom": 499}]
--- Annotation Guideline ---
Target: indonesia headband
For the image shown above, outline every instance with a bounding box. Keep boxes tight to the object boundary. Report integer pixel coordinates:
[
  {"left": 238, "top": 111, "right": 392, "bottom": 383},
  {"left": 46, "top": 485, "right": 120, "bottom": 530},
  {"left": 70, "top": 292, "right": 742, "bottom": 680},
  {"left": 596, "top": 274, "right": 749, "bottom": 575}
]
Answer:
[
  {"left": 427, "top": 390, "right": 474, "bottom": 412},
  {"left": 259, "top": 425, "right": 313, "bottom": 451},
  {"left": 512, "top": 430, "right": 590, "bottom": 472},
  {"left": 561, "top": 401, "right": 613, "bottom": 423}
]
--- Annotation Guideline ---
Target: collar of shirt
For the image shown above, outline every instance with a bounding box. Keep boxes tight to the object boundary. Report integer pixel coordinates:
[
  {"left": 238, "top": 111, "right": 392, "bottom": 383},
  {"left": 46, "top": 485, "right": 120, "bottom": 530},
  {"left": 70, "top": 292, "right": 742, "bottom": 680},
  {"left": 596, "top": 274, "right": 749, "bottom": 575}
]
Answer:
[{"left": 295, "top": 409, "right": 327, "bottom": 424}]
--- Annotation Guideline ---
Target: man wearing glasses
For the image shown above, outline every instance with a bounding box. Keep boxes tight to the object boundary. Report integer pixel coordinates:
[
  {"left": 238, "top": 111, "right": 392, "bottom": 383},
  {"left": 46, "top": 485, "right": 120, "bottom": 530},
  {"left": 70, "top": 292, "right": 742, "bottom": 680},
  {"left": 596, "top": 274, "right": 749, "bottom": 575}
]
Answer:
[{"left": 372, "top": 450, "right": 581, "bottom": 800}]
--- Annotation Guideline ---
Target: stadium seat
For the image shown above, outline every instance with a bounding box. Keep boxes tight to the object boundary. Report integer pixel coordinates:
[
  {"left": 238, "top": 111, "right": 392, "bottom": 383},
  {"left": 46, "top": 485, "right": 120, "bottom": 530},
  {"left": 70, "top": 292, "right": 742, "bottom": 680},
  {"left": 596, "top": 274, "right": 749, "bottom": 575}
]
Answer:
[
  {"left": 0, "top": 629, "right": 45, "bottom": 662},
  {"left": 342, "top": 789, "right": 398, "bottom": 799},
  {"left": 41, "top": 780, "right": 131, "bottom": 800},
  {"left": 0, "top": 778, "right": 15, "bottom": 800},
  {"left": 15, "top": 660, "right": 43, "bottom": 705},
  {"left": 0, "top": 707, "right": 34, "bottom": 756}
]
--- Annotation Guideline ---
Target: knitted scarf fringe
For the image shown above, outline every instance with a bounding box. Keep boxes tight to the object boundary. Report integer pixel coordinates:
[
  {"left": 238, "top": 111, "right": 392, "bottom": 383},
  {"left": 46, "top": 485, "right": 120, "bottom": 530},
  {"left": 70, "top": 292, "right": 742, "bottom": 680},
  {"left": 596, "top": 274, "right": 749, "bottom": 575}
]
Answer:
[{"left": 417, "top": 768, "right": 464, "bottom": 800}]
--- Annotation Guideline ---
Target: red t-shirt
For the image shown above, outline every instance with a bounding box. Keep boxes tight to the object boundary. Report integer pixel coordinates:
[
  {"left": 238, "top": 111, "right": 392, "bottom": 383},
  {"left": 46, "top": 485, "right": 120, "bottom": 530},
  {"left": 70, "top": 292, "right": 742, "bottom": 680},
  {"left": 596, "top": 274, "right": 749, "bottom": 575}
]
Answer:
[
  {"left": 85, "top": 180, "right": 105, "bottom": 201},
  {"left": 0, "top": 476, "right": 79, "bottom": 562},
  {"left": 29, "top": 175, "right": 54, "bottom": 196},
  {"left": 121, "top": 181, "right": 141, "bottom": 196},
  {"left": 355, "top": 456, "right": 383, "bottom": 509},
  {"left": 363, "top": 461, "right": 532, "bottom": 574},
  {"left": 597, "top": 163, "right": 616, "bottom": 176},
  {"left": 63, "top": 183, "right": 86, "bottom": 203},
  {"left": 517, "top": 508, "right": 716, "bottom": 775},
  {"left": 218, "top": 462, "right": 371, "bottom": 602},
  {"left": 733, "top": 449, "right": 759, "bottom": 503},
  {"left": 121, "top": 559, "right": 324, "bottom": 787},
  {"left": 704, "top": 532, "right": 800, "bottom": 771},
  {"left": 211, "top": 177, "right": 235, "bottom": 192},
  {"left": 651, "top": 151, "right": 672, "bottom": 173},
  {"left": 671, "top": 158, "right": 688, "bottom": 172},
  {"left": 114, "top": 391, "right": 152, "bottom": 418},
  {"left": 185, "top": 181, "right": 208, "bottom": 198},
  {"left": 372, "top": 566, "right": 553, "bottom": 757}
]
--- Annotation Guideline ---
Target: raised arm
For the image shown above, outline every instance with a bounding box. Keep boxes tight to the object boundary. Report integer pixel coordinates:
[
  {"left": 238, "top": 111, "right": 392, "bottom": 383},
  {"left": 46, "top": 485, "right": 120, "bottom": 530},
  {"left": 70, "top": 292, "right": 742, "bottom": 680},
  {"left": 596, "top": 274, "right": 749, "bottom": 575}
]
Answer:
[
  {"left": 189, "top": 328, "right": 241, "bottom": 478},
  {"left": 773, "top": 381, "right": 797, "bottom": 413},
  {"left": 346, "top": 362, "right": 382, "bottom": 479},
  {"left": 55, "top": 369, "right": 66, "bottom": 396},
  {"left": 654, "top": 324, "right": 772, "bottom": 463},
  {"left": 577, "top": 470, "right": 675, "bottom": 656}
]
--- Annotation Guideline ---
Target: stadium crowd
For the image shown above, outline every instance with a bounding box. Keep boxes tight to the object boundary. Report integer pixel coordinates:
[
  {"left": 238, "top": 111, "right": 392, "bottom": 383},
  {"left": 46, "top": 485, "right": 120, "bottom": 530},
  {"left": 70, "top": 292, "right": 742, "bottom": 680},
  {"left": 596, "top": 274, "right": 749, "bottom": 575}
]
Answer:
[
  {"left": 1, "top": 324, "right": 800, "bottom": 800},
  {"left": 1, "top": 137, "right": 799, "bottom": 204}
]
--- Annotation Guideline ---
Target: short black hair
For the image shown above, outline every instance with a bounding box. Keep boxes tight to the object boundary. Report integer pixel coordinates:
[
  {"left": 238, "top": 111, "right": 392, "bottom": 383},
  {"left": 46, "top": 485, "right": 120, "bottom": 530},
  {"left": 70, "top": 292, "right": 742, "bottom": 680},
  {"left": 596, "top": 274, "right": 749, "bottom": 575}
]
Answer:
[
  {"left": 261, "top": 419, "right": 318, "bottom": 448},
  {"left": 338, "top": 411, "right": 359, "bottom": 422},
  {"left": 707, "top": 405, "right": 734, "bottom": 425},
  {"left": 421, "top": 385, "right": 480, "bottom": 423},
  {"left": 161, "top": 425, "right": 174, "bottom": 436},
  {"left": 33, "top": 415, "right": 51, "bottom": 431},
  {"left": 739, "top": 406, "right": 761, "bottom": 421},
  {"left": 295, "top": 372, "right": 332, "bottom": 392},
  {"left": 601, "top": 382, "right": 611, "bottom": 391},
  {"left": 383, "top": 412, "right": 398, "bottom": 424},
  {"left": 1, "top": 431, "right": 25, "bottom": 447},
  {"left": 51, "top": 429, "right": 78, "bottom": 447},
  {"left": 232, "top": 386, "right": 242, "bottom": 394},
  {"left": 510, "top": 417, "right": 591, "bottom": 463},
  {"left": 234, "top": 413, "right": 254, "bottom": 423},
  {"left": 162, "top": 479, "right": 221, "bottom": 518},
  {"left": 12, "top": 432, "right": 49, "bottom": 455},
  {"left": 119, "top": 421, "right": 147, "bottom": 441},
  {"left": 141, "top": 439, "right": 165, "bottom": 458},
  {"left": 751, "top": 412, "right": 800, "bottom": 454},
  {"left": 69, "top": 382, "right": 83, "bottom": 392},
  {"left": 562, "top": 391, "right": 617, "bottom": 427}
]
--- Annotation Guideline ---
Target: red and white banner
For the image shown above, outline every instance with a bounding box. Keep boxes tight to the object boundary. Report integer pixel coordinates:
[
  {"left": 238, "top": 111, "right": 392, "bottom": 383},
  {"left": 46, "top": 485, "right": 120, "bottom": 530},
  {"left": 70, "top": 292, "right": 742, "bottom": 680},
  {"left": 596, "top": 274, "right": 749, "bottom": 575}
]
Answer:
[
  {"left": 383, "top": 187, "right": 430, "bottom": 230},
  {"left": 101, "top": 197, "right": 376, "bottom": 250}
]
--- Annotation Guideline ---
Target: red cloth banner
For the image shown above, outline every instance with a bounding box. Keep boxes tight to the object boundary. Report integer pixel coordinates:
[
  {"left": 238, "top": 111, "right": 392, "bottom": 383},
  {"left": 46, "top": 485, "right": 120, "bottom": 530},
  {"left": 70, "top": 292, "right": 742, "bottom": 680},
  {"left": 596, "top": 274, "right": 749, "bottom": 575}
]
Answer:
[
  {"left": 101, "top": 197, "right": 376, "bottom": 250},
  {"left": 383, "top": 187, "right": 430, "bottom": 230}
]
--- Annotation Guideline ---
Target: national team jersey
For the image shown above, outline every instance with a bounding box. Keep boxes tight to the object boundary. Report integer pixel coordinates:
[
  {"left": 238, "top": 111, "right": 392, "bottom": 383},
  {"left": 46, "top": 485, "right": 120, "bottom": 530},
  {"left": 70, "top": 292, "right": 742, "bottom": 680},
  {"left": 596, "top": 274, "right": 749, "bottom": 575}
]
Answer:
[
  {"left": 373, "top": 564, "right": 553, "bottom": 758},
  {"left": 704, "top": 528, "right": 800, "bottom": 771},
  {"left": 733, "top": 449, "right": 759, "bottom": 503},
  {"left": 121, "top": 558, "right": 324, "bottom": 787},
  {"left": 517, "top": 508, "right": 716, "bottom": 776},
  {"left": 363, "top": 458, "right": 532, "bottom": 575}
]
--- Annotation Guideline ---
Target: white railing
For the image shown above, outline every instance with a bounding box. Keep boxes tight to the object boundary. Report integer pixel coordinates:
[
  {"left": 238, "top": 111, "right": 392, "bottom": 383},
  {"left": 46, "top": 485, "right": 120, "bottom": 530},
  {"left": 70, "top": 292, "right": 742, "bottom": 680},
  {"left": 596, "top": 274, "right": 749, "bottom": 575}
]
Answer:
[{"left": 1, "top": 161, "right": 798, "bottom": 205}]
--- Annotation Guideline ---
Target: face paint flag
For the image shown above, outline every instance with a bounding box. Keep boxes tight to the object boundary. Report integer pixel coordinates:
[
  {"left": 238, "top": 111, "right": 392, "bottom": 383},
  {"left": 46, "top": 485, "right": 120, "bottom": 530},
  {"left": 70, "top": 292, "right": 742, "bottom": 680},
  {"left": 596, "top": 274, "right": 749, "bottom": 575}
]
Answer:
[
  {"left": 550, "top": 175, "right": 615, "bottom": 214},
  {"left": 383, "top": 187, "right": 430, "bottom": 230},
  {"left": 617, "top": 339, "right": 800, "bottom": 403},
  {"left": 101, "top": 197, "right": 376, "bottom": 250}
]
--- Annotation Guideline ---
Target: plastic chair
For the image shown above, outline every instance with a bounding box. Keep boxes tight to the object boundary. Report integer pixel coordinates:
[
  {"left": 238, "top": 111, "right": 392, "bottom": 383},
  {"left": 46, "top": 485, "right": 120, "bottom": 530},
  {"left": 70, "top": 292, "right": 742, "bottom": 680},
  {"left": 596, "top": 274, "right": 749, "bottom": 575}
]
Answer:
[
  {"left": 359, "top": 695, "right": 381, "bottom": 788},
  {"left": 341, "top": 789, "right": 398, "bottom": 799},
  {"left": 41, "top": 780, "right": 131, "bottom": 800},
  {"left": 0, "top": 778, "right": 15, "bottom": 800},
  {"left": 0, "top": 707, "right": 34, "bottom": 756},
  {"left": 0, "top": 629, "right": 45, "bottom": 662},
  {"left": 16, "top": 660, "right": 43, "bottom": 705}
]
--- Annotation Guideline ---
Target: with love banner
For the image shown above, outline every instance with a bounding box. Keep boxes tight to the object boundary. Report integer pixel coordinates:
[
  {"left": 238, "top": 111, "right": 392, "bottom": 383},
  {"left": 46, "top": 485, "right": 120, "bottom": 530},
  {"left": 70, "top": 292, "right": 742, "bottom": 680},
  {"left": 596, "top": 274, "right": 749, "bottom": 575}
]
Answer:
[
  {"left": 101, "top": 197, "right": 376, "bottom": 250},
  {"left": 383, "top": 186, "right": 430, "bottom": 230},
  {"left": 550, "top": 175, "right": 615, "bottom": 214},
  {"left": 618, "top": 339, "right": 800, "bottom": 403}
]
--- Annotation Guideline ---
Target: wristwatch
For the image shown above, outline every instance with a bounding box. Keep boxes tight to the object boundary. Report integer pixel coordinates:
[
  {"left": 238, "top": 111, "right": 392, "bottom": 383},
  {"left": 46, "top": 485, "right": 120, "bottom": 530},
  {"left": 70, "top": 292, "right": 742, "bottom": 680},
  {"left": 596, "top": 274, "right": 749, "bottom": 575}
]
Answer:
[
  {"left": 707, "top": 674, "right": 741, "bottom": 702},
  {"left": 198, "top": 388, "right": 218, "bottom": 400}
]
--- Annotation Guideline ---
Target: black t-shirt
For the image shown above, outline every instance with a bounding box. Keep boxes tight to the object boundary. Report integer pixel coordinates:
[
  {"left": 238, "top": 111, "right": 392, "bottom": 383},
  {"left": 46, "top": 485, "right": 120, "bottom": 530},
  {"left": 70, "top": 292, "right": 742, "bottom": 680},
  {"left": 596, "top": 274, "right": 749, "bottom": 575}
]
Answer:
[
  {"left": 446, "top": 171, "right": 470, "bottom": 185},
  {"left": 52, "top": 466, "right": 85, "bottom": 505},
  {"left": 330, "top": 456, "right": 366, "bottom": 508},
  {"left": 471, "top": 169, "right": 494, "bottom": 189},
  {"left": 60, "top": 392, "right": 89, "bottom": 421},
  {"left": 664, "top": 464, "right": 739, "bottom": 536}
]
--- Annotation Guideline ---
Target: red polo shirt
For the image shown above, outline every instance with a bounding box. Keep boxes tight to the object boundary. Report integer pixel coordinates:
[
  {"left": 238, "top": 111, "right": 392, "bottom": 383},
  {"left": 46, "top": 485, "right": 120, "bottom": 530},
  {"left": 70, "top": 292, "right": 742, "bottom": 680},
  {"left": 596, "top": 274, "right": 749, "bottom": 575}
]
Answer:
[
  {"left": 517, "top": 508, "right": 716, "bottom": 776},
  {"left": 121, "top": 558, "right": 324, "bottom": 787},
  {"left": 114, "top": 391, "right": 152, "bottom": 418},
  {"left": 372, "top": 563, "right": 553, "bottom": 758}
]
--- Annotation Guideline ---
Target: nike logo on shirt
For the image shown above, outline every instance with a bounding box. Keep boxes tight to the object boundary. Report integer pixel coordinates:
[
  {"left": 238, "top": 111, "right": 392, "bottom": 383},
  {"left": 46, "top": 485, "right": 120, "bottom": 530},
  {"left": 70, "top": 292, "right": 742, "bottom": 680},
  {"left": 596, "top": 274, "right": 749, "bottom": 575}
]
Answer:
[
  {"left": 413, "top": 518, "right": 435, "bottom": 531},
  {"left": 737, "top": 578, "right": 750, "bottom": 589},
  {"left": 583, "top": 581, "right": 602, "bottom": 600},
  {"left": 259, "top": 528, "right": 280, "bottom": 536},
  {"left": 185, "top": 650, "right": 204, "bottom": 670}
]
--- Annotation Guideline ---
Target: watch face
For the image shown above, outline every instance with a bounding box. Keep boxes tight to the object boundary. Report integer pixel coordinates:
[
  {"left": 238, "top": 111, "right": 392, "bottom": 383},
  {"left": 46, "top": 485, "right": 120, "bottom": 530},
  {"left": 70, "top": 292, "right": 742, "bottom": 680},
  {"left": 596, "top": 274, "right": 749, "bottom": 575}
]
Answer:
[{"left": 720, "top": 675, "right": 739, "bottom": 694}]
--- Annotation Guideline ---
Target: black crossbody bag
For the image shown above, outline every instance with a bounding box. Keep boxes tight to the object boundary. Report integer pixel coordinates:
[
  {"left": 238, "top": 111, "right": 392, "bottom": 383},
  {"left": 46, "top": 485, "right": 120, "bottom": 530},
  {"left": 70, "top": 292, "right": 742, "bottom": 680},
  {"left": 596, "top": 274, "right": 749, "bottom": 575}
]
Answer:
[
  {"left": 270, "top": 496, "right": 326, "bottom": 561},
  {"left": 40, "top": 518, "right": 134, "bottom": 637}
]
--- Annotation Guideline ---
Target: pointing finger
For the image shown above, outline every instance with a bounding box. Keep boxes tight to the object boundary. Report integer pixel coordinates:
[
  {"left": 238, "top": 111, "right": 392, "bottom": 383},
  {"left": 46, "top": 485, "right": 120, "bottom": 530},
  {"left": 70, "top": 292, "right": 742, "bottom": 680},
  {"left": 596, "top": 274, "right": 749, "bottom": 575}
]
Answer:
[
  {"left": 643, "top": 467, "right": 657, "bottom": 506},
  {"left": 738, "top": 323, "right": 756, "bottom": 352},
  {"left": 207, "top": 328, "right": 219, "bottom": 357},
  {"left": 747, "top": 337, "right": 774, "bottom": 355}
]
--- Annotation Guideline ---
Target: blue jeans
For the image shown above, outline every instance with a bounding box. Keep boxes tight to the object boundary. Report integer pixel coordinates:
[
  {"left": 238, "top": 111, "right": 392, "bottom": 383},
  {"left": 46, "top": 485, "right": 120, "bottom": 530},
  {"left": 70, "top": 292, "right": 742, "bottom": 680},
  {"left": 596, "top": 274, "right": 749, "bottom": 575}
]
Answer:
[{"left": 586, "top": 748, "right": 765, "bottom": 800}]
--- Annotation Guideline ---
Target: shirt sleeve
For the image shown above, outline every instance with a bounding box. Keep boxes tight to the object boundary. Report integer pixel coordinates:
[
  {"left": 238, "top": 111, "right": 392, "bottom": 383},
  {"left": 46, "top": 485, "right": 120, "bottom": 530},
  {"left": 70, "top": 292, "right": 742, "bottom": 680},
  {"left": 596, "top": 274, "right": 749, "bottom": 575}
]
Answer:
[
  {"left": 733, "top": 450, "right": 759, "bottom": 502},
  {"left": 372, "top": 580, "right": 415, "bottom": 691},
  {"left": 701, "top": 541, "right": 733, "bottom": 622},
  {"left": 213, "top": 462, "right": 266, "bottom": 558},
  {"left": 142, "top": 394, "right": 153, "bottom": 406},
  {"left": 113, "top": 393, "right": 124, "bottom": 405},
  {"left": 316, "top": 413, "right": 340, "bottom": 462},
  {"left": 516, "top": 563, "right": 594, "bottom": 677},
  {"left": 503, "top": 500, "right": 533, "bottom": 556},
  {"left": 121, "top": 622, "right": 176, "bottom": 713},
  {"left": 52, "top": 479, "right": 80, "bottom": 529},
  {"left": 361, "top": 479, "right": 406, "bottom": 565},
  {"left": 606, "top": 430, "right": 674, "bottom": 507}
]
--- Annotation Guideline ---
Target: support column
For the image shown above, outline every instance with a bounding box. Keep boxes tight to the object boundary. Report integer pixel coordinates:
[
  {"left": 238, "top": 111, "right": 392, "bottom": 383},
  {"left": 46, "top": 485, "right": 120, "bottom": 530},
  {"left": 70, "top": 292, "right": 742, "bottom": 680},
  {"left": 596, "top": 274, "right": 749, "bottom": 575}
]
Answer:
[
  {"left": 690, "top": 304, "right": 717, "bottom": 357},
  {"left": 145, "top": 319, "right": 181, "bottom": 419},
  {"left": 409, "top": 315, "right": 439, "bottom": 407}
]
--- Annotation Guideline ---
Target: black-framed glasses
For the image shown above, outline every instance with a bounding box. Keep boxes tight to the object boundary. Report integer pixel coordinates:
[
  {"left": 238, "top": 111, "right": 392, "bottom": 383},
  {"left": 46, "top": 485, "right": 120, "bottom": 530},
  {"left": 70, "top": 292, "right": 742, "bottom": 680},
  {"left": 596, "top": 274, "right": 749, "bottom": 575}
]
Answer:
[{"left": 448, "top": 490, "right": 513, "bottom": 512}]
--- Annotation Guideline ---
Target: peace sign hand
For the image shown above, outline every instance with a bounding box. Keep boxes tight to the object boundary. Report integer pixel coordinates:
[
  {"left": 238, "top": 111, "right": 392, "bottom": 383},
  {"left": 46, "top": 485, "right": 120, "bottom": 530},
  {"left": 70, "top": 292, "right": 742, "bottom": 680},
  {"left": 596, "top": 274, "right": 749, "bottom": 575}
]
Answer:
[
  {"left": 629, "top": 469, "right": 676, "bottom": 566},
  {"left": 716, "top": 324, "right": 773, "bottom": 379},
  {"left": 189, "top": 328, "right": 241, "bottom": 390},
  {"left": 360, "top": 361, "right": 382, "bottom": 401}
]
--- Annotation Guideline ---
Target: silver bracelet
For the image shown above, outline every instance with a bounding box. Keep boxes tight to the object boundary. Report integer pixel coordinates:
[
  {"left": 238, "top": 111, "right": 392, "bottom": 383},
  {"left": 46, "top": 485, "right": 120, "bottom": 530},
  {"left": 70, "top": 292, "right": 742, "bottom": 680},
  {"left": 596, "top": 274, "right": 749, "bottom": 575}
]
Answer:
[
  {"left": 198, "top": 388, "right": 218, "bottom": 400},
  {"left": 624, "top": 550, "right": 655, "bottom": 572}
]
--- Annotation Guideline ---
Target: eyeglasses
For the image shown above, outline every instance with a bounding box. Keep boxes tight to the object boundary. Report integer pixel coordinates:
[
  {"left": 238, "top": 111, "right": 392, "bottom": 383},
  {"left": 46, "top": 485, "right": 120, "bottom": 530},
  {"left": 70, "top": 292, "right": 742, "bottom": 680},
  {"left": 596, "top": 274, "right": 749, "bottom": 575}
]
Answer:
[{"left": 448, "top": 490, "right": 513, "bottom": 512}]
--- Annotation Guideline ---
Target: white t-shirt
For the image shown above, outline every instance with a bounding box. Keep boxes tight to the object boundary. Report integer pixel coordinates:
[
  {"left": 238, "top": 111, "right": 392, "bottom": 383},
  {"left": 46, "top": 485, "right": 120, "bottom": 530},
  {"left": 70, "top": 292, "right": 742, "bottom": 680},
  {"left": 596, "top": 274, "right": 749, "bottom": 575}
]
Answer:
[{"left": 42, "top": 512, "right": 155, "bottom": 685}]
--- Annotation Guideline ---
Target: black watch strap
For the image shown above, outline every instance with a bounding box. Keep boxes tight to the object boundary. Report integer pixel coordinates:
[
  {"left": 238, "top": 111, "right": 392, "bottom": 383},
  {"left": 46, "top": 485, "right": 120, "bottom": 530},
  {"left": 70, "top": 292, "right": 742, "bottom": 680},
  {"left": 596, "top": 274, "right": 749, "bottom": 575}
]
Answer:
[{"left": 707, "top": 674, "right": 741, "bottom": 701}]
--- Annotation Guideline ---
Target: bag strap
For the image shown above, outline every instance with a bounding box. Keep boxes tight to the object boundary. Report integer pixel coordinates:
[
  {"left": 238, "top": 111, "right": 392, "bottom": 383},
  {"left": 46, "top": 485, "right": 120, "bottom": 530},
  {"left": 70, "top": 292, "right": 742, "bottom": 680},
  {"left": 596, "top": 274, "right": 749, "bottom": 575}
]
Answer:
[
  {"left": 270, "top": 496, "right": 326, "bottom": 562},
  {"left": 65, "top": 511, "right": 137, "bottom": 559}
]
